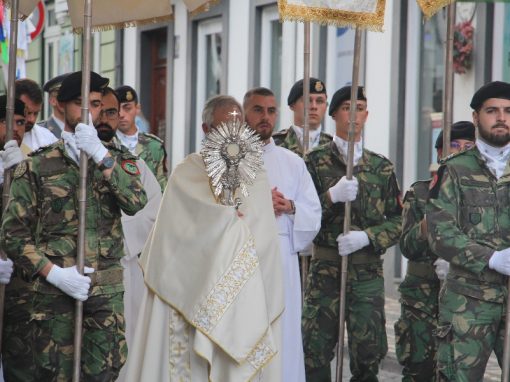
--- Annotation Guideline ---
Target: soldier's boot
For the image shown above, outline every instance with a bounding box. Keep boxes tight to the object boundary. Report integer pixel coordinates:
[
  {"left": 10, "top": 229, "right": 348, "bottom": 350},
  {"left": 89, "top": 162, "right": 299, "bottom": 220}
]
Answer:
[{"left": 304, "top": 364, "right": 331, "bottom": 382}]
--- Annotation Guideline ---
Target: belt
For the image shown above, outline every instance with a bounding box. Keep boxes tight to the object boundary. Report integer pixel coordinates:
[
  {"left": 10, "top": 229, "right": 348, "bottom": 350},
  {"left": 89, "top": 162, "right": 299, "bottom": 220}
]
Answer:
[
  {"left": 313, "top": 245, "right": 380, "bottom": 264},
  {"left": 406, "top": 261, "right": 436, "bottom": 279}
]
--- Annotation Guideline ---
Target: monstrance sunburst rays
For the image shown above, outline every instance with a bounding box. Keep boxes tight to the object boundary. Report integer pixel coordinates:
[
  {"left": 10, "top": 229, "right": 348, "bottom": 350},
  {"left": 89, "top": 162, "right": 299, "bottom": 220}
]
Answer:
[{"left": 201, "top": 118, "right": 264, "bottom": 207}]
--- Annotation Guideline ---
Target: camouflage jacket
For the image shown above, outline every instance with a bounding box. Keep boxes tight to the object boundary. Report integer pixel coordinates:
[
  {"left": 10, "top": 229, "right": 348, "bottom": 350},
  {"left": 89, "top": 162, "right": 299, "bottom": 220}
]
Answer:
[
  {"left": 400, "top": 180, "right": 438, "bottom": 274},
  {"left": 136, "top": 132, "right": 168, "bottom": 192},
  {"left": 306, "top": 142, "right": 402, "bottom": 257},
  {"left": 273, "top": 126, "right": 332, "bottom": 156},
  {"left": 0, "top": 140, "right": 147, "bottom": 295},
  {"left": 427, "top": 147, "right": 510, "bottom": 303}
]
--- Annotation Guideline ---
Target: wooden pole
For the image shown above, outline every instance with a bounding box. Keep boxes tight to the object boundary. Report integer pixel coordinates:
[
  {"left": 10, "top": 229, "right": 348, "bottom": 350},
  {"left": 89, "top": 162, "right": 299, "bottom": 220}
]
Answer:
[
  {"left": 300, "top": 21, "right": 311, "bottom": 301},
  {"left": 0, "top": 0, "right": 20, "bottom": 354},
  {"left": 73, "top": 0, "right": 93, "bottom": 380},
  {"left": 335, "top": 27, "right": 362, "bottom": 382},
  {"left": 441, "top": 4, "right": 455, "bottom": 159}
]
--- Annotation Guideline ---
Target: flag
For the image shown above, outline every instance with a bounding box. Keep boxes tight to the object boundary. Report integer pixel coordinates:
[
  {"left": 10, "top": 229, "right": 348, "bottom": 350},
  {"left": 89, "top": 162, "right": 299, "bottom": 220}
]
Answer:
[
  {"left": 181, "top": 0, "right": 219, "bottom": 15},
  {"left": 416, "top": 0, "right": 454, "bottom": 18},
  {"left": 68, "top": 0, "right": 172, "bottom": 33},
  {"left": 277, "top": 0, "right": 386, "bottom": 31}
]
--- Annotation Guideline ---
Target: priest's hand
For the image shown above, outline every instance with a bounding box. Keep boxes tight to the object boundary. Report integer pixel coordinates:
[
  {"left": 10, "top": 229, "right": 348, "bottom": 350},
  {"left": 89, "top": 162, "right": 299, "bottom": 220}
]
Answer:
[
  {"left": 45, "top": 264, "right": 95, "bottom": 301},
  {"left": 337, "top": 231, "right": 369, "bottom": 256},
  {"left": 328, "top": 176, "right": 358, "bottom": 203},
  {"left": 271, "top": 187, "right": 293, "bottom": 216}
]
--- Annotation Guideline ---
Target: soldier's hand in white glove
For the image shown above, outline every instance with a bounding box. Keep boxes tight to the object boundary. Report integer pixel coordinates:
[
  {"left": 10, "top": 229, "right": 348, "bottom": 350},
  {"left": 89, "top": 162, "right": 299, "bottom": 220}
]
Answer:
[
  {"left": 0, "top": 258, "right": 13, "bottom": 284},
  {"left": 75, "top": 122, "right": 108, "bottom": 164},
  {"left": 0, "top": 140, "right": 24, "bottom": 169},
  {"left": 337, "top": 231, "right": 370, "bottom": 256},
  {"left": 46, "top": 265, "right": 94, "bottom": 301},
  {"left": 328, "top": 176, "right": 358, "bottom": 203},
  {"left": 433, "top": 258, "right": 449, "bottom": 280},
  {"left": 489, "top": 249, "right": 510, "bottom": 276}
]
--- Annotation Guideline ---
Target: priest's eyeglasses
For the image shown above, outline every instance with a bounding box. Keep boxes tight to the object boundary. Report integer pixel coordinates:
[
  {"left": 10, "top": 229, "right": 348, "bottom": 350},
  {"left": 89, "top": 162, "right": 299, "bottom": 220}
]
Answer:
[{"left": 99, "top": 109, "right": 119, "bottom": 120}]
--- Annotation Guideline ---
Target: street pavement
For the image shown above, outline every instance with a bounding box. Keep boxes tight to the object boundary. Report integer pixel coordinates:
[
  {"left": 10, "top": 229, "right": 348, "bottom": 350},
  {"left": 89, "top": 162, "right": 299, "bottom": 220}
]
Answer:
[{"left": 332, "top": 296, "right": 501, "bottom": 381}]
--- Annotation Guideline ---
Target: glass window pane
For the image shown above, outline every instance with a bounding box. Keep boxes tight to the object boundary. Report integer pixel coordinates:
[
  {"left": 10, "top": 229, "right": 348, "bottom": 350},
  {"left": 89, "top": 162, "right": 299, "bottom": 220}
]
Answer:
[{"left": 206, "top": 33, "right": 222, "bottom": 100}]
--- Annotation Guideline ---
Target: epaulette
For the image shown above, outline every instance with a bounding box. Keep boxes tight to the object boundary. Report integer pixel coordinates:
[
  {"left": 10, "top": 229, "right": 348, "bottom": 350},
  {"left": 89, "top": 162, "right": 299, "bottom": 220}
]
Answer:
[
  {"left": 140, "top": 132, "right": 164, "bottom": 144},
  {"left": 272, "top": 128, "right": 289, "bottom": 138},
  {"left": 438, "top": 150, "right": 465, "bottom": 164},
  {"left": 28, "top": 141, "right": 60, "bottom": 157}
]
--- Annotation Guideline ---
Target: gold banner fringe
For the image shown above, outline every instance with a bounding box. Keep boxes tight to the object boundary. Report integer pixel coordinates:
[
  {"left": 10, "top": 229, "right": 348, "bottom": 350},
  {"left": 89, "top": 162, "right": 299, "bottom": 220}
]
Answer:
[
  {"left": 72, "top": 15, "right": 173, "bottom": 34},
  {"left": 416, "top": 0, "right": 455, "bottom": 19},
  {"left": 278, "top": 0, "right": 386, "bottom": 32},
  {"left": 189, "top": 0, "right": 220, "bottom": 17}
]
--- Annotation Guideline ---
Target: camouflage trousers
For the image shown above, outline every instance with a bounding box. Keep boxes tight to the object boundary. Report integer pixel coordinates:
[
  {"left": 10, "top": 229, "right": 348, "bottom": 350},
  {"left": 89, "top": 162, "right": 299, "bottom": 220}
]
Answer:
[
  {"left": 3, "top": 285, "right": 126, "bottom": 382},
  {"left": 436, "top": 287, "right": 507, "bottom": 382},
  {"left": 395, "top": 275, "right": 439, "bottom": 382},
  {"left": 302, "top": 258, "right": 387, "bottom": 382}
]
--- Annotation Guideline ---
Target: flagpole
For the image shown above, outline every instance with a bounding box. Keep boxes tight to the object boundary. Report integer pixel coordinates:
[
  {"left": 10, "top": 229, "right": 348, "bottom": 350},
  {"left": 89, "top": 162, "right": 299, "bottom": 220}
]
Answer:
[
  {"left": 0, "top": 0, "right": 20, "bottom": 355},
  {"left": 300, "top": 20, "right": 311, "bottom": 302},
  {"left": 336, "top": 26, "right": 362, "bottom": 382},
  {"left": 73, "top": 0, "right": 93, "bottom": 379},
  {"left": 441, "top": 3, "right": 455, "bottom": 158}
]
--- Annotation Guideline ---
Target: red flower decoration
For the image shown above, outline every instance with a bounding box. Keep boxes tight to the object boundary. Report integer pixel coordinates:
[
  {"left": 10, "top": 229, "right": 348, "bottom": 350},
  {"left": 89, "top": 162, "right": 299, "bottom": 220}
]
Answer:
[{"left": 453, "top": 21, "right": 474, "bottom": 75}]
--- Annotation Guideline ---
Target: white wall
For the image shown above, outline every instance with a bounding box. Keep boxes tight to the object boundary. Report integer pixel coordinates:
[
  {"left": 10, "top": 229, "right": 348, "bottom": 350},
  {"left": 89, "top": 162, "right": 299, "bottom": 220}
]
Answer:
[
  {"left": 122, "top": 28, "right": 138, "bottom": 88},
  {"left": 363, "top": 0, "right": 394, "bottom": 158}
]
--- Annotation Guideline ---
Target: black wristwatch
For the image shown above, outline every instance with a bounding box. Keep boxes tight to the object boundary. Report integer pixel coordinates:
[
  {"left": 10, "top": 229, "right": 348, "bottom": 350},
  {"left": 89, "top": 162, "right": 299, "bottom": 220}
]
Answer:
[{"left": 98, "top": 156, "right": 115, "bottom": 171}]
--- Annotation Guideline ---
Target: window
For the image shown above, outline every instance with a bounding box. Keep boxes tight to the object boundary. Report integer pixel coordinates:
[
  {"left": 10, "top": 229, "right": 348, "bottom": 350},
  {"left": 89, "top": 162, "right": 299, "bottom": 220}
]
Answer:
[
  {"left": 194, "top": 17, "right": 223, "bottom": 150},
  {"left": 259, "top": 5, "right": 282, "bottom": 107}
]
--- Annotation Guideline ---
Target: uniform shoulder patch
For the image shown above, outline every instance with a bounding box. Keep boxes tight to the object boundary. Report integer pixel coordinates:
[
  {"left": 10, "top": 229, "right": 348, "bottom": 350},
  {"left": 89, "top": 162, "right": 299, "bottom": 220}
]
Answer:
[
  {"left": 13, "top": 161, "right": 28, "bottom": 178},
  {"left": 141, "top": 132, "right": 164, "bottom": 144},
  {"left": 121, "top": 159, "right": 140, "bottom": 175}
]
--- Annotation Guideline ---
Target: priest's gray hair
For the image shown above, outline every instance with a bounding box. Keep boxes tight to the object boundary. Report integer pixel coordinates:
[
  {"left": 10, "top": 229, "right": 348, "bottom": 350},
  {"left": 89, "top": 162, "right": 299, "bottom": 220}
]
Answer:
[{"left": 202, "top": 95, "right": 242, "bottom": 128}]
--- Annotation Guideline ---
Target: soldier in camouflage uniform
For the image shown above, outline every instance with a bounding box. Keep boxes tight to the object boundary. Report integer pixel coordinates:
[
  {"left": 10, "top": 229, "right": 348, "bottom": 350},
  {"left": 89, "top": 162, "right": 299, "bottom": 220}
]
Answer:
[
  {"left": 302, "top": 85, "right": 402, "bottom": 381},
  {"left": 395, "top": 121, "right": 475, "bottom": 382},
  {"left": 427, "top": 81, "right": 510, "bottom": 381},
  {"left": 273, "top": 77, "right": 332, "bottom": 155},
  {"left": 0, "top": 71, "right": 147, "bottom": 382},
  {"left": 115, "top": 85, "right": 168, "bottom": 191}
]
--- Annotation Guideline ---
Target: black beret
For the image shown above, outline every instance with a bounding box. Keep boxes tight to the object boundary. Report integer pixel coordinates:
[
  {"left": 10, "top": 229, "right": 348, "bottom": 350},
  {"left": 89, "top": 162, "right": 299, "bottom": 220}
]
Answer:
[
  {"left": 435, "top": 121, "right": 476, "bottom": 149},
  {"left": 115, "top": 85, "right": 138, "bottom": 104},
  {"left": 57, "top": 71, "right": 109, "bottom": 102},
  {"left": 43, "top": 73, "right": 70, "bottom": 93},
  {"left": 470, "top": 81, "right": 510, "bottom": 110},
  {"left": 287, "top": 78, "right": 326, "bottom": 106},
  {"left": 0, "top": 95, "right": 26, "bottom": 119},
  {"left": 329, "top": 85, "right": 367, "bottom": 116}
]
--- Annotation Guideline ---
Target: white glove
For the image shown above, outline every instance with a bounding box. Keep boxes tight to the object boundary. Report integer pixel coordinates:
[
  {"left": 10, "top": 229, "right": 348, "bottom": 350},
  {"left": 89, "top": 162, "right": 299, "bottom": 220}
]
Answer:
[
  {"left": 433, "top": 259, "right": 449, "bottom": 281},
  {"left": 75, "top": 122, "right": 108, "bottom": 164},
  {"left": 329, "top": 176, "right": 358, "bottom": 203},
  {"left": 46, "top": 265, "right": 94, "bottom": 301},
  {"left": 489, "top": 249, "right": 510, "bottom": 276},
  {"left": 0, "top": 258, "right": 13, "bottom": 284},
  {"left": 337, "top": 231, "right": 370, "bottom": 256},
  {"left": 0, "top": 140, "right": 24, "bottom": 169}
]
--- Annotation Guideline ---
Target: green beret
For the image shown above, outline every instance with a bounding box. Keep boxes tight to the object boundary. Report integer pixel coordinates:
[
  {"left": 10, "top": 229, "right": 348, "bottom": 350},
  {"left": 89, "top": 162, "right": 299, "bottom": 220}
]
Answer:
[
  {"left": 470, "top": 81, "right": 510, "bottom": 110},
  {"left": 115, "top": 85, "right": 138, "bottom": 104},
  {"left": 287, "top": 78, "right": 326, "bottom": 106},
  {"left": 435, "top": 121, "right": 476, "bottom": 149},
  {"left": 0, "top": 95, "right": 26, "bottom": 119},
  {"left": 57, "top": 71, "right": 109, "bottom": 102},
  {"left": 328, "top": 85, "right": 367, "bottom": 116},
  {"left": 43, "top": 73, "right": 70, "bottom": 93}
]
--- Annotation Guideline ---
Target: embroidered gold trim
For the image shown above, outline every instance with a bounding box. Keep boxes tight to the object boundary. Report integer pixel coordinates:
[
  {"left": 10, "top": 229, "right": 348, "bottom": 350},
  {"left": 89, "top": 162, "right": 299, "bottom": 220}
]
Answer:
[
  {"left": 278, "top": 0, "right": 386, "bottom": 31},
  {"left": 168, "top": 308, "right": 191, "bottom": 381},
  {"left": 246, "top": 335, "right": 276, "bottom": 370},
  {"left": 191, "top": 238, "right": 259, "bottom": 333},
  {"left": 416, "top": 0, "right": 454, "bottom": 19},
  {"left": 189, "top": 0, "right": 220, "bottom": 17},
  {"left": 72, "top": 15, "right": 174, "bottom": 34}
]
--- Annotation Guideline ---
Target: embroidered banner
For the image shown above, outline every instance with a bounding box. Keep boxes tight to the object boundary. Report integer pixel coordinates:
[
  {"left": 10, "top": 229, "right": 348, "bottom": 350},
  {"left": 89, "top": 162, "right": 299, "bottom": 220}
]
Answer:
[
  {"left": 416, "top": 0, "right": 454, "bottom": 18},
  {"left": 277, "top": 0, "right": 386, "bottom": 31}
]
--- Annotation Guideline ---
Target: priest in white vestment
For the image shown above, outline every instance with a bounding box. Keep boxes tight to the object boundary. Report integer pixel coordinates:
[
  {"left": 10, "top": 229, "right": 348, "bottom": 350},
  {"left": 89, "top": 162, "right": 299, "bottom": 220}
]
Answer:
[
  {"left": 243, "top": 88, "right": 322, "bottom": 382},
  {"left": 125, "top": 95, "right": 284, "bottom": 382}
]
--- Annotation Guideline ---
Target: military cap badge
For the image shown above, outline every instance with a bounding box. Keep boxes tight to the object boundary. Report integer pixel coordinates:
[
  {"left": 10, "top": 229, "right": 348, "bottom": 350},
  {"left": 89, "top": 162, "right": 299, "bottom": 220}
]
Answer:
[
  {"left": 315, "top": 81, "right": 324, "bottom": 92},
  {"left": 126, "top": 91, "right": 133, "bottom": 102}
]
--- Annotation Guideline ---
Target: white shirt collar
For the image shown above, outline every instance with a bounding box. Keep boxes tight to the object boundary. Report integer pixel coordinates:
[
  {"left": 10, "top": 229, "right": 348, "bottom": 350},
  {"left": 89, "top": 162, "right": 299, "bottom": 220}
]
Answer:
[
  {"left": 116, "top": 128, "right": 139, "bottom": 153},
  {"left": 291, "top": 125, "right": 322, "bottom": 149},
  {"left": 333, "top": 135, "right": 363, "bottom": 164},
  {"left": 476, "top": 139, "right": 510, "bottom": 179}
]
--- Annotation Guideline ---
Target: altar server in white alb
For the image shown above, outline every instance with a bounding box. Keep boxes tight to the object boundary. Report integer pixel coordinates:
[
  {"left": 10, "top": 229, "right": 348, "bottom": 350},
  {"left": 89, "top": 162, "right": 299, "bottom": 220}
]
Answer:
[
  {"left": 244, "top": 87, "right": 322, "bottom": 382},
  {"left": 125, "top": 95, "right": 284, "bottom": 382}
]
